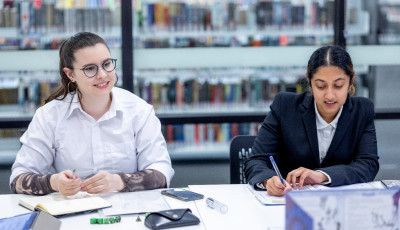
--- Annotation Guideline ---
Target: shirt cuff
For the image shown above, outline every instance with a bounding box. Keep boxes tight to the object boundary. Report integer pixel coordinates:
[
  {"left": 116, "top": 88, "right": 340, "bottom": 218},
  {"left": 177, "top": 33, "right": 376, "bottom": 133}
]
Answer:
[
  {"left": 316, "top": 170, "right": 332, "bottom": 185},
  {"left": 256, "top": 182, "right": 266, "bottom": 189}
]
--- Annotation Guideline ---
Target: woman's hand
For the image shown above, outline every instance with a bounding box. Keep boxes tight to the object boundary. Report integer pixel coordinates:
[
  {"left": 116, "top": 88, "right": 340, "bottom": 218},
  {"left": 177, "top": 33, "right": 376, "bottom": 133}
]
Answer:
[
  {"left": 286, "top": 167, "right": 328, "bottom": 190},
  {"left": 81, "top": 171, "right": 124, "bottom": 194},
  {"left": 50, "top": 170, "right": 81, "bottom": 196},
  {"left": 263, "top": 176, "right": 292, "bottom": 197}
]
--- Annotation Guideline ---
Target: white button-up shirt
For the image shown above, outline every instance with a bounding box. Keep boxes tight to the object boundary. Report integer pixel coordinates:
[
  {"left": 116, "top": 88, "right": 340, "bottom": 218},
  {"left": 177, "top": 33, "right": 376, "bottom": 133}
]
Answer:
[
  {"left": 315, "top": 101, "right": 343, "bottom": 184},
  {"left": 315, "top": 101, "right": 343, "bottom": 163},
  {"left": 10, "top": 87, "right": 174, "bottom": 186}
]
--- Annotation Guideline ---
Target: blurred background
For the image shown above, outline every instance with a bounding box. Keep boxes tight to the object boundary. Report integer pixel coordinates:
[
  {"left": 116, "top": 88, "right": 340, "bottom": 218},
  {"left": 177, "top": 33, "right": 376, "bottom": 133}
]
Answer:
[{"left": 0, "top": 0, "right": 399, "bottom": 193}]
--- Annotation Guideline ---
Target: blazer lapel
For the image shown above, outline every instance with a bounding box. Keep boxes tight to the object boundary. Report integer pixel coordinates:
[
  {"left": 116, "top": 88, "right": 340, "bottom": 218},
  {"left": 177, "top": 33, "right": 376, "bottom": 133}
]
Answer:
[
  {"left": 301, "top": 96, "right": 321, "bottom": 167},
  {"left": 324, "top": 97, "right": 353, "bottom": 163}
]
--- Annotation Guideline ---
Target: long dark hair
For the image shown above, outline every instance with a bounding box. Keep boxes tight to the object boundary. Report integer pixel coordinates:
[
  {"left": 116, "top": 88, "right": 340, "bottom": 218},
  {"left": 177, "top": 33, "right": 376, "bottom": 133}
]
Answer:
[
  {"left": 306, "top": 45, "right": 355, "bottom": 96},
  {"left": 44, "top": 32, "right": 109, "bottom": 104}
]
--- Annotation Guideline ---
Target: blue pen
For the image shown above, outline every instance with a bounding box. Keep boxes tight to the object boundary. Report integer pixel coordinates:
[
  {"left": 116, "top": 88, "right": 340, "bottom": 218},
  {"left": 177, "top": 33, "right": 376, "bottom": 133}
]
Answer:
[{"left": 269, "top": 156, "right": 285, "bottom": 186}]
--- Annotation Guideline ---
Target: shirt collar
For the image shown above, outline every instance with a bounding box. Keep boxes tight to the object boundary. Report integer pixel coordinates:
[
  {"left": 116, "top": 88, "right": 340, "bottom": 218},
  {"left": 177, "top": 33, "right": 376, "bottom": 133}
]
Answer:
[
  {"left": 65, "top": 88, "right": 123, "bottom": 120},
  {"left": 101, "top": 88, "right": 122, "bottom": 120},
  {"left": 314, "top": 101, "right": 343, "bottom": 130},
  {"left": 65, "top": 92, "right": 82, "bottom": 119}
]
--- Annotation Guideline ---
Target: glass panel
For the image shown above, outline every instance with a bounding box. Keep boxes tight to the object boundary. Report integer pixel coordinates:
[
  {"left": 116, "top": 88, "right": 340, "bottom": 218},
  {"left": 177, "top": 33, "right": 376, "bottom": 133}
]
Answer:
[
  {"left": 132, "top": 0, "right": 339, "bottom": 158},
  {"left": 346, "top": 0, "right": 400, "bottom": 180},
  {"left": 133, "top": 0, "right": 335, "bottom": 49},
  {"left": 163, "top": 122, "right": 260, "bottom": 159},
  {"left": 0, "top": 0, "right": 122, "bottom": 163}
]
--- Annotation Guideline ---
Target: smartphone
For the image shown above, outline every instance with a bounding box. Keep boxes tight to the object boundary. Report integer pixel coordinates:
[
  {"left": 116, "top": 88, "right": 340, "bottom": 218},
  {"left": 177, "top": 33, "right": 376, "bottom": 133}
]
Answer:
[{"left": 161, "top": 189, "right": 204, "bottom": 201}]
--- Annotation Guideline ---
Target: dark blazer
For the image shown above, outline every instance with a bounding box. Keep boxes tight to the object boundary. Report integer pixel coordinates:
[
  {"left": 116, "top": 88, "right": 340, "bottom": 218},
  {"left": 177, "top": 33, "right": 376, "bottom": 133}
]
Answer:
[{"left": 245, "top": 92, "right": 379, "bottom": 188}]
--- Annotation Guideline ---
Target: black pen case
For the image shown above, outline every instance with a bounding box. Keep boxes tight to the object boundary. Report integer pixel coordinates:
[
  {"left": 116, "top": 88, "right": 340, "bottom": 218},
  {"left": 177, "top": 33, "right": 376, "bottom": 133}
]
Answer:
[{"left": 144, "top": 208, "right": 200, "bottom": 229}]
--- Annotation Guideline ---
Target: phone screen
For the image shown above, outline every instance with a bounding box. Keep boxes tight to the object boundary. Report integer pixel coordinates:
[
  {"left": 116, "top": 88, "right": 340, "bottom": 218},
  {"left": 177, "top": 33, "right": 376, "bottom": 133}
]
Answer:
[{"left": 161, "top": 189, "right": 204, "bottom": 201}]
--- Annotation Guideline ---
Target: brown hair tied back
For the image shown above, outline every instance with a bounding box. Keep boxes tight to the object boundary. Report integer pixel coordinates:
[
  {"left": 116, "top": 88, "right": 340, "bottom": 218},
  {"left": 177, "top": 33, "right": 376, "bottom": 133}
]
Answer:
[{"left": 44, "top": 32, "right": 109, "bottom": 104}]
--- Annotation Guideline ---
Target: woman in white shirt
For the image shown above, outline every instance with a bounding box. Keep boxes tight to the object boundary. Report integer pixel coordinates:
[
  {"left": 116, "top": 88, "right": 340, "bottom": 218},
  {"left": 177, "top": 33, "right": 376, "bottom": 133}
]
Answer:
[{"left": 10, "top": 32, "right": 174, "bottom": 196}]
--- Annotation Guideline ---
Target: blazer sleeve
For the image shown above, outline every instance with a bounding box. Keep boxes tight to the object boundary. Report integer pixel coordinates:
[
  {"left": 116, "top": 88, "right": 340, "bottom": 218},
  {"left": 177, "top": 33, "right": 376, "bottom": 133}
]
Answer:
[
  {"left": 245, "top": 94, "right": 282, "bottom": 188},
  {"left": 317, "top": 100, "right": 379, "bottom": 186}
]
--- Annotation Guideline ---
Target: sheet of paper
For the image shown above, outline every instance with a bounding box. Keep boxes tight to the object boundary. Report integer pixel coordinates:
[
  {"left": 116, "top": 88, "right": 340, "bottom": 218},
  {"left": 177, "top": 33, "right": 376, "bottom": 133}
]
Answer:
[
  {"left": 247, "top": 184, "right": 331, "bottom": 205},
  {"left": 329, "top": 182, "right": 379, "bottom": 190},
  {"left": 247, "top": 181, "right": 383, "bottom": 207},
  {"left": 100, "top": 190, "right": 170, "bottom": 216},
  {"left": 246, "top": 184, "right": 285, "bottom": 205},
  {"left": 381, "top": 180, "right": 400, "bottom": 188},
  {"left": 292, "top": 184, "right": 331, "bottom": 191}
]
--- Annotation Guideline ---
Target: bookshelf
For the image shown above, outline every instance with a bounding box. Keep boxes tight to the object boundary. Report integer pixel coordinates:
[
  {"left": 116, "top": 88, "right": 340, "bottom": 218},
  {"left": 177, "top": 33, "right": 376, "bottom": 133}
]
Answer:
[
  {"left": 0, "top": 0, "right": 124, "bottom": 164},
  {"left": 129, "top": 0, "right": 398, "bottom": 161},
  {"left": 376, "top": 0, "right": 400, "bottom": 45},
  {"left": 0, "top": 138, "right": 20, "bottom": 164},
  {"left": 1, "top": 0, "right": 399, "bottom": 163}
]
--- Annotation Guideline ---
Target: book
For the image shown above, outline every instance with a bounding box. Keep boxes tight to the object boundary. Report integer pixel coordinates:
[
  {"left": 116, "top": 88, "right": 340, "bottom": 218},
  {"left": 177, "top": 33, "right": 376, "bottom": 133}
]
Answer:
[
  {"left": 381, "top": 180, "right": 400, "bottom": 188},
  {"left": 18, "top": 192, "right": 111, "bottom": 216}
]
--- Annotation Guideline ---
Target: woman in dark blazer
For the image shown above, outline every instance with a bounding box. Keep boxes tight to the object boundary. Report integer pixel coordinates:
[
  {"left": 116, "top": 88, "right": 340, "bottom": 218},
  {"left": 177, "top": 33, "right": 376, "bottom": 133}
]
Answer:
[{"left": 245, "top": 46, "right": 379, "bottom": 196}]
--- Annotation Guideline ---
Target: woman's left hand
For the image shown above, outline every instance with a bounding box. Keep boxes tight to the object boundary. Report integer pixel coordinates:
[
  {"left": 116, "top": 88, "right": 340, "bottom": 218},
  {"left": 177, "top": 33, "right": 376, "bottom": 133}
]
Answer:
[
  {"left": 286, "top": 167, "right": 328, "bottom": 190},
  {"left": 81, "top": 171, "right": 124, "bottom": 194}
]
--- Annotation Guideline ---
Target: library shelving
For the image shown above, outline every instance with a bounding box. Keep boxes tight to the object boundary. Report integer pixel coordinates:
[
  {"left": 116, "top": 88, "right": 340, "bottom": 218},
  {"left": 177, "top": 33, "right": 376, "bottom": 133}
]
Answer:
[
  {"left": 377, "top": 0, "right": 400, "bottom": 45},
  {"left": 1, "top": 0, "right": 400, "bottom": 163}
]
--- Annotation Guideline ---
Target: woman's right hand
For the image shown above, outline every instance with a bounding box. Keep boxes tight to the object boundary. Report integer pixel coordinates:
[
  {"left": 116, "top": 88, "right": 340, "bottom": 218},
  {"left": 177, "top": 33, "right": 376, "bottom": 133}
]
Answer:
[
  {"left": 50, "top": 170, "right": 81, "bottom": 196},
  {"left": 263, "top": 176, "right": 292, "bottom": 197}
]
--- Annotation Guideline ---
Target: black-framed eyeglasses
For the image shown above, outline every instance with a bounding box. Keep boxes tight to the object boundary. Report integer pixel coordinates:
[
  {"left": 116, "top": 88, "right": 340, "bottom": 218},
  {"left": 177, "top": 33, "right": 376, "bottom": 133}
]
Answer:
[{"left": 76, "top": 58, "right": 117, "bottom": 78}]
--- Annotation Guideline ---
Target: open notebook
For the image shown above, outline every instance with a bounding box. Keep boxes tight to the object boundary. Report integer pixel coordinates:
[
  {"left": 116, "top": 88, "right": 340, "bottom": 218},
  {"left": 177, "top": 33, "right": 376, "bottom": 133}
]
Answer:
[
  {"left": 246, "top": 182, "right": 381, "bottom": 206},
  {"left": 19, "top": 192, "right": 111, "bottom": 216}
]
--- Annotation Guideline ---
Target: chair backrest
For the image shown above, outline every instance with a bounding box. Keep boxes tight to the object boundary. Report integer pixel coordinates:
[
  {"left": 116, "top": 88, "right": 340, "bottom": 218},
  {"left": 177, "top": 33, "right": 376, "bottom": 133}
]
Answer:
[{"left": 229, "top": 135, "right": 256, "bottom": 184}]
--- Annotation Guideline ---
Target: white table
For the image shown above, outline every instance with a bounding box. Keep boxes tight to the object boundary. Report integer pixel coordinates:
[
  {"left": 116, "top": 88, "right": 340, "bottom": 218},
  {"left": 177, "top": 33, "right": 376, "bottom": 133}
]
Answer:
[
  {"left": 190, "top": 184, "right": 285, "bottom": 230},
  {"left": 0, "top": 182, "right": 386, "bottom": 230},
  {"left": 0, "top": 191, "right": 206, "bottom": 230},
  {"left": 0, "top": 184, "right": 280, "bottom": 230}
]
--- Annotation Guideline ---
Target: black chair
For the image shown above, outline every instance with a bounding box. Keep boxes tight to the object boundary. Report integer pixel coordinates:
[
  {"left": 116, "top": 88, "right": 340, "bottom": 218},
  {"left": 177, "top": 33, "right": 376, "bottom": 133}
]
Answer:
[{"left": 229, "top": 135, "right": 256, "bottom": 184}]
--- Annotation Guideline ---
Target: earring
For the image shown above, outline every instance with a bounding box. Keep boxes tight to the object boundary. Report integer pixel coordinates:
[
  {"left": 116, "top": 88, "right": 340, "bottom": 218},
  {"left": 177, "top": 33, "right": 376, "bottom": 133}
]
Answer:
[
  {"left": 67, "top": 81, "right": 77, "bottom": 95},
  {"left": 115, "top": 73, "right": 119, "bottom": 86}
]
